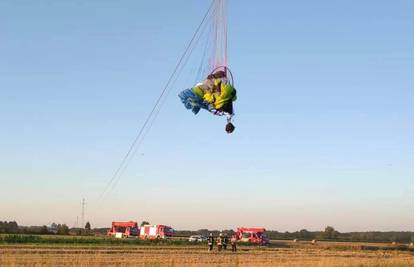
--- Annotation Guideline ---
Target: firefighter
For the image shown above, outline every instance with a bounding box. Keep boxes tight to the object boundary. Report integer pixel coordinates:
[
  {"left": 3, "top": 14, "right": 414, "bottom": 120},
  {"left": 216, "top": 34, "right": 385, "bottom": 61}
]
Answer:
[
  {"left": 231, "top": 235, "right": 237, "bottom": 252},
  {"left": 208, "top": 233, "right": 214, "bottom": 251},
  {"left": 223, "top": 234, "right": 228, "bottom": 250},
  {"left": 217, "top": 233, "right": 223, "bottom": 252}
]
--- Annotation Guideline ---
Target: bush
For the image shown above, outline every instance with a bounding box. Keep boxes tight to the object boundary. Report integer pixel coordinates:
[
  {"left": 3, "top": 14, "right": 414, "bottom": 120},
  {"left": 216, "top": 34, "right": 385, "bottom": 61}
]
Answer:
[{"left": 0, "top": 235, "right": 42, "bottom": 243}]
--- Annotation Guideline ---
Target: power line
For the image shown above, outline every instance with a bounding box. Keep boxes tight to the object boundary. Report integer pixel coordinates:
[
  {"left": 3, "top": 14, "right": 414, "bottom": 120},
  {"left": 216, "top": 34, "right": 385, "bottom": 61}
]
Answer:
[
  {"left": 99, "top": 0, "right": 217, "bottom": 200},
  {"left": 107, "top": 13, "right": 213, "bottom": 194},
  {"left": 81, "top": 198, "right": 87, "bottom": 228}
]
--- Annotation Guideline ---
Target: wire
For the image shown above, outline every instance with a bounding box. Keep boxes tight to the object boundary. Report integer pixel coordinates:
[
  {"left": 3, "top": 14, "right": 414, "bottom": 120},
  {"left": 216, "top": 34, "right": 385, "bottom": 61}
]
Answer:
[
  {"left": 107, "top": 6, "right": 216, "bottom": 194},
  {"left": 99, "top": 0, "right": 217, "bottom": 200}
]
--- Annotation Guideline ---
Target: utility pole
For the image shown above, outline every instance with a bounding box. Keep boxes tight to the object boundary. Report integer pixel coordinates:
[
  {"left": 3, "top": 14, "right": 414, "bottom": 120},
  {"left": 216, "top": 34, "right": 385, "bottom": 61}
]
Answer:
[{"left": 81, "top": 198, "right": 87, "bottom": 229}]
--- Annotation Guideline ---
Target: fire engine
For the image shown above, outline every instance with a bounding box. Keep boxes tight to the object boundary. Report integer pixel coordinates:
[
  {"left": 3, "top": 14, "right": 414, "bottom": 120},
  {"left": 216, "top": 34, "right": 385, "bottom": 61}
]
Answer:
[
  {"left": 235, "top": 227, "right": 269, "bottom": 245},
  {"left": 140, "top": 225, "right": 174, "bottom": 240},
  {"left": 107, "top": 221, "right": 139, "bottom": 238}
]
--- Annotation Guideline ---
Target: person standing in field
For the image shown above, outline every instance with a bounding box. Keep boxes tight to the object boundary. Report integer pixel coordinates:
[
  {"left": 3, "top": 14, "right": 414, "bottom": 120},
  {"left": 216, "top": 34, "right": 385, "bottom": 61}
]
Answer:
[
  {"left": 208, "top": 233, "right": 214, "bottom": 251},
  {"left": 231, "top": 235, "right": 237, "bottom": 252},
  {"left": 217, "top": 233, "right": 223, "bottom": 251},
  {"left": 223, "top": 234, "right": 228, "bottom": 250}
]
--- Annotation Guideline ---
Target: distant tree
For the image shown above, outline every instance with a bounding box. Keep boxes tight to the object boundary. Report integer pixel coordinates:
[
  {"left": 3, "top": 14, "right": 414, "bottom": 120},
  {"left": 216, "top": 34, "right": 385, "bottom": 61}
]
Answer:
[
  {"left": 62, "top": 224, "right": 69, "bottom": 235},
  {"left": 299, "top": 229, "right": 312, "bottom": 239},
  {"left": 197, "top": 229, "right": 210, "bottom": 237},
  {"left": 9, "top": 221, "right": 19, "bottom": 233},
  {"left": 221, "top": 229, "right": 234, "bottom": 236},
  {"left": 321, "top": 226, "right": 338, "bottom": 239},
  {"left": 40, "top": 225, "right": 49, "bottom": 234},
  {"left": 140, "top": 221, "right": 150, "bottom": 227},
  {"left": 389, "top": 232, "right": 411, "bottom": 243},
  {"left": 57, "top": 224, "right": 69, "bottom": 235},
  {"left": 50, "top": 223, "right": 58, "bottom": 234},
  {"left": 85, "top": 222, "right": 91, "bottom": 230},
  {"left": 0, "top": 221, "right": 19, "bottom": 233},
  {"left": 91, "top": 228, "right": 110, "bottom": 235}
]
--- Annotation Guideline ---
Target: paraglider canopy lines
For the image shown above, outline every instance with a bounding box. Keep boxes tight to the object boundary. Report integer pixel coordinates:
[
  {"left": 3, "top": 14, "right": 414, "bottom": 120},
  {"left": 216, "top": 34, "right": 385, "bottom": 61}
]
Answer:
[
  {"left": 210, "top": 0, "right": 228, "bottom": 71},
  {"left": 99, "top": 0, "right": 218, "bottom": 200},
  {"left": 106, "top": 11, "right": 215, "bottom": 196}
]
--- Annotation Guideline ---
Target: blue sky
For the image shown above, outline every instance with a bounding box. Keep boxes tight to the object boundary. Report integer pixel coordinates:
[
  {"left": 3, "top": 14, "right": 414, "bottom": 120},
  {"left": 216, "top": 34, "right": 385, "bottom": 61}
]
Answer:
[{"left": 1, "top": 0, "right": 413, "bottom": 231}]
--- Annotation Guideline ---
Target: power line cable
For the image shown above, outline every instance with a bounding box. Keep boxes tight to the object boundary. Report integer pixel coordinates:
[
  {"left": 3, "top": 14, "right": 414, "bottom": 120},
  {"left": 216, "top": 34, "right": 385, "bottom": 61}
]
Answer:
[
  {"left": 99, "top": 0, "right": 217, "bottom": 200},
  {"left": 107, "top": 4, "right": 216, "bottom": 195}
]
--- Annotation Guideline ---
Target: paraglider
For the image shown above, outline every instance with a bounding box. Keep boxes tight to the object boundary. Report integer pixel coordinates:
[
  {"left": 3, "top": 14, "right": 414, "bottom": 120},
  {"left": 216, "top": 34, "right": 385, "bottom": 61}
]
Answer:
[
  {"left": 179, "top": 67, "right": 237, "bottom": 133},
  {"left": 178, "top": 0, "right": 237, "bottom": 134}
]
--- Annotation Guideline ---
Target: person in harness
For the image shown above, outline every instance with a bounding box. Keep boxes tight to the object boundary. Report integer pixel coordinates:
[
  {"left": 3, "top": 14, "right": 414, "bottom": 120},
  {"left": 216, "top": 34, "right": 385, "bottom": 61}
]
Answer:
[
  {"left": 178, "top": 69, "right": 237, "bottom": 134},
  {"left": 203, "top": 70, "right": 237, "bottom": 134}
]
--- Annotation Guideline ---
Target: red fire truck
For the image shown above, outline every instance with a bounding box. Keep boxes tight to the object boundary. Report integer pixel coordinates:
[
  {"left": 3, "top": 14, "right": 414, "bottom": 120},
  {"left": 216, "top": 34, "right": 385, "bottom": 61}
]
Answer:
[
  {"left": 107, "top": 221, "right": 139, "bottom": 238},
  {"left": 140, "top": 225, "right": 174, "bottom": 240},
  {"left": 235, "top": 227, "right": 269, "bottom": 245}
]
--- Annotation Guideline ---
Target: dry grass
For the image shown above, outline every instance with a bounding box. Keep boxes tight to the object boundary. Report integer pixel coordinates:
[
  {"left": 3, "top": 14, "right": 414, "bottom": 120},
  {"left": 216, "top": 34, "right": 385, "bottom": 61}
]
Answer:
[{"left": 1, "top": 243, "right": 414, "bottom": 267}]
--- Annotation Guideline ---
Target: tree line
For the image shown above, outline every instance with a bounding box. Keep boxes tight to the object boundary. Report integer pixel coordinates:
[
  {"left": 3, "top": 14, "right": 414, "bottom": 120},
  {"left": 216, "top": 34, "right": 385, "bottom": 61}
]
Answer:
[
  {"left": 176, "top": 226, "right": 414, "bottom": 243},
  {"left": 264, "top": 226, "right": 414, "bottom": 243},
  {"left": 2, "top": 221, "right": 413, "bottom": 243},
  {"left": 0, "top": 221, "right": 90, "bottom": 235}
]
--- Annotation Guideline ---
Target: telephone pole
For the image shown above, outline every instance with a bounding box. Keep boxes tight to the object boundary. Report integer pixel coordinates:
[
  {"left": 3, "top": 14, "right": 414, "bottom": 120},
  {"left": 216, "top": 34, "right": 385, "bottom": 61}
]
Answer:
[{"left": 81, "top": 198, "right": 87, "bottom": 229}]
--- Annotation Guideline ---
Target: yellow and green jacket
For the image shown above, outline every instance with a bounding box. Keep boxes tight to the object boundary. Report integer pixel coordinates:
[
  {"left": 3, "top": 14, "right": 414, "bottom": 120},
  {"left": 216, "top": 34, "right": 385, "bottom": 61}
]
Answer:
[
  {"left": 192, "top": 86, "right": 205, "bottom": 99},
  {"left": 203, "top": 82, "right": 237, "bottom": 110}
]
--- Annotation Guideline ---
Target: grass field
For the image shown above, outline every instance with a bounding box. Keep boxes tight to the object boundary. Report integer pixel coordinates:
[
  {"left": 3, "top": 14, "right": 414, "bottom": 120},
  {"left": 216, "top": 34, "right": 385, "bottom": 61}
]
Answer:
[{"left": 1, "top": 238, "right": 414, "bottom": 267}]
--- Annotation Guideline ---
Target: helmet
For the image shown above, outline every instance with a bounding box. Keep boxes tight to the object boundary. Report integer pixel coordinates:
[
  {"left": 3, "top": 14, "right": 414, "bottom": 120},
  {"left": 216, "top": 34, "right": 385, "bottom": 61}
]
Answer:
[{"left": 225, "top": 122, "right": 235, "bottom": 134}]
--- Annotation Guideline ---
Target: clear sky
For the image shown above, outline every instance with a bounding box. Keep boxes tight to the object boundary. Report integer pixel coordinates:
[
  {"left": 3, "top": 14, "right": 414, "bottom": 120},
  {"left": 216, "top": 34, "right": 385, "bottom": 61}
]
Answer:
[{"left": 1, "top": 0, "right": 413, "bottom": 232}]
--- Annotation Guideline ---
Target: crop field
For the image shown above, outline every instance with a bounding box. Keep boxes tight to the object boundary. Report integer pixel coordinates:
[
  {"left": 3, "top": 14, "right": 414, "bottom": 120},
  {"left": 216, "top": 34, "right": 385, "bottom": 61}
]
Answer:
[{"left": 1, "top": 238, "right": 414, "bottom": 267}]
